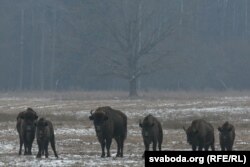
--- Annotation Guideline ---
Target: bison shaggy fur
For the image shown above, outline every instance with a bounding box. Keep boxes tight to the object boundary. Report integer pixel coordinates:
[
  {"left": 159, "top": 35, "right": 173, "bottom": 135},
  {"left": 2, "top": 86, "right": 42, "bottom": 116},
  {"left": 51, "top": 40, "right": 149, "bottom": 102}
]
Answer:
[
  {"left": 218, "top": 121, "right": 235, "bottom": 151},
  {"left": 139, "top": 114, "right": 163, "bottom": 157},
  {"left": 16, "top": 108, "right": 38, "bottom": 155},
  {"left": 36, "top": 117, "right": 58, "bottom": 158},
  {"left": 183, "top": 119, "right": 215, "bottom": 151},
  {"left": 89, "top": 106, "right": 127, "bottom": 157}
]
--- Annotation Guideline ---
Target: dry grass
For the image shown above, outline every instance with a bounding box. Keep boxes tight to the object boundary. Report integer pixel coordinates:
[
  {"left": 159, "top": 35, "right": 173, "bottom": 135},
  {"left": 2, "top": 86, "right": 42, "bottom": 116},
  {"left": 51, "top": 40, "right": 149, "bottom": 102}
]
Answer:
[
  {"left": 1, "top": 90, "right": 250, "bottom": 100},
  {"left": 0, "top": 91, "right": 250, "bottom": 166}
]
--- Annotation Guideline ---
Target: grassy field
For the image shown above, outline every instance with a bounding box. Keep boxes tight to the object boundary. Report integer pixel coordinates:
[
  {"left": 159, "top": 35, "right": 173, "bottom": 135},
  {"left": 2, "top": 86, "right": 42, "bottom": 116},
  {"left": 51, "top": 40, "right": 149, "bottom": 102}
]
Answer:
[{"left": 0, "top": 91, "right": 249, "bottom": 166}]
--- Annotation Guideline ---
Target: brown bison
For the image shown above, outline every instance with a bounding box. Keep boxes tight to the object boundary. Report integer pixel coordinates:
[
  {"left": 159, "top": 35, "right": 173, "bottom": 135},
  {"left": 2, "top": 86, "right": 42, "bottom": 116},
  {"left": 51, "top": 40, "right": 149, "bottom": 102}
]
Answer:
[
  {"left": 36, "top": 117, "right": 58, "bottom": 158},
  {"left": 89, "top": 106, "right": 127, "bottom": 157},
  {"left": 16, "top": 108, "right": 38, "bottom": 155},
  {"left": 139, "top": 114, "right": 163, "bottom": 157},
  {"left": 183, "top": 119, "right": 215, "bottom": 151},
  {"left": 218, "top": 121, "right": 235, "bottom": 151}
]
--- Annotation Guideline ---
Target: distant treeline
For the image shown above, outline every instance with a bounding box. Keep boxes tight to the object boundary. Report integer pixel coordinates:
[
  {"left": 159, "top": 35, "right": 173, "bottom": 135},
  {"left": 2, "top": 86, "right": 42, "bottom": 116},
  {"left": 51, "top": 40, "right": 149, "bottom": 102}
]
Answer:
[{"left": 0, "top": 0, "right": 250, "bottom": 92}]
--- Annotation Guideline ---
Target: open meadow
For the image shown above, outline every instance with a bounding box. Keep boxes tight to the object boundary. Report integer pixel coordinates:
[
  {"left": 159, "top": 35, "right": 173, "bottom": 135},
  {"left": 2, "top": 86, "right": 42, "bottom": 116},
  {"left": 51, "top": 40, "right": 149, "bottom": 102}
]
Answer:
[{"left": 0, "top": 91, "right": 249, "bottom": 166}]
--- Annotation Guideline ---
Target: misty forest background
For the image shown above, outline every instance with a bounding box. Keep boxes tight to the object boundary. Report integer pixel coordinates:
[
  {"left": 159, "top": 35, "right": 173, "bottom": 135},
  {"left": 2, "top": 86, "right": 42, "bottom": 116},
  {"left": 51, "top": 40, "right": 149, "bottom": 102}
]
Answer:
[{"left": 0, "top": 0, "right": 250, "bottom": 96}]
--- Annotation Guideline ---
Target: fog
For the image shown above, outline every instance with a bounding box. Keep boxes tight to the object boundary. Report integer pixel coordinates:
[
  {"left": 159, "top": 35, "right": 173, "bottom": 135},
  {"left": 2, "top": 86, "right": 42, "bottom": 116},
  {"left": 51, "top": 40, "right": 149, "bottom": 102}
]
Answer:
[{"left": 0, "top": 0, "right": 249, "bottom": 96}]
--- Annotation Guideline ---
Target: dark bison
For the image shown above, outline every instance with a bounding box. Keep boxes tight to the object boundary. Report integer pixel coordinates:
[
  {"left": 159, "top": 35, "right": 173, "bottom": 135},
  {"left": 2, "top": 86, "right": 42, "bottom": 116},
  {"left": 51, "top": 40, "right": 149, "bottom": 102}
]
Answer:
[
  {"left": 16, "top": 108, "right": 38, "bottom": 155},
  {"left": 218, "top": 121, "right": 235, "bottom": 151},
  {"left": 139, "top": 114, "right": 163, "bottom": 157},
  {"left": 183, "top": 119, "right": 215, "bottom": 151},
  {"left": 89, "top": 106, "right": 127, "bottom": 157},
  {"left": 36, "top": 117, "right": 58, "bottom": 158}
]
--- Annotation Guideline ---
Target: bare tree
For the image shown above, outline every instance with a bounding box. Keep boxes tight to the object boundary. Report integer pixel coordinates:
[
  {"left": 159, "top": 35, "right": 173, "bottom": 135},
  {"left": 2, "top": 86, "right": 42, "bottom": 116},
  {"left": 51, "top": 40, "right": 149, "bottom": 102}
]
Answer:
[
  {"left": 19, "top": 8, "right": 25, "bottom": 90},
  {"left": 97, "top": 0, "right": 174, "bottom": 97},
  {"left": 50, "top": 8, "right": 57, "bottom": 90},
  {"left": 245, "top": 0, "right": 248, "bottom": 38},
  {"left": 40, "top": 8, "right": 45, "bottom": 90}
]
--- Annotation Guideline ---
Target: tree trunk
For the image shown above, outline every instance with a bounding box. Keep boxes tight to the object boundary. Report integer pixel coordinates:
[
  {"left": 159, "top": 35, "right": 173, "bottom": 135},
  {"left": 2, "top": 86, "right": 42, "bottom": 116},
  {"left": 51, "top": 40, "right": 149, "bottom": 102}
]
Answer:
[
  {"left": 40, "top": 10, "right": 45, "bottom": 91},
  {"left": 30, "top": 8, "right": 35, "bottom": 90},
  {"left": 245, "top": 0, "right": 248, "bottom": 38},
  {"left": 19, "top": 8, "right": 24, "bottom": 90},
  {"left": 129, "top": 77, "right": 138, "bottom": 97},
  {"left": 179, "top": 0, "right": 184, "bottom": 36},
  {"left": 50, "top": 9, "right": 57, "bottom": 90}
]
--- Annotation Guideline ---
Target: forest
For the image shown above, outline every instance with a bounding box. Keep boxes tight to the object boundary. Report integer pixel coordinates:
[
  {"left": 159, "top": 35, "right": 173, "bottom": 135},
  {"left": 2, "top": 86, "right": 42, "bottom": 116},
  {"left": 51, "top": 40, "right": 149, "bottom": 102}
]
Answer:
[{"left": 0, "top": 0, "right": 249, "bottom": 96}]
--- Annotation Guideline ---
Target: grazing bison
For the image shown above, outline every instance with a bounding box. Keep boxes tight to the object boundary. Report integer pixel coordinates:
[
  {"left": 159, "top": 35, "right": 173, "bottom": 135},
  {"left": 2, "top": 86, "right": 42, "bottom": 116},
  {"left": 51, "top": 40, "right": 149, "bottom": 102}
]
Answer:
[
  {"left": 89, "top": 106, "right": 127, "bottom": 157},
  {"left": 139, "top": 114, "right": 163, "bottom": 157},
  {"left": 16, "top": 108, "right": 38, "bottom": 155},
  {"left": 218, "top": 121, "right": 235, "bottom": 151},
  {"left": 36, "top": 117, "right": 58, "bottom": 158},
  {"left": 183, "top": 119, "right": 215, "bottom": 151}
]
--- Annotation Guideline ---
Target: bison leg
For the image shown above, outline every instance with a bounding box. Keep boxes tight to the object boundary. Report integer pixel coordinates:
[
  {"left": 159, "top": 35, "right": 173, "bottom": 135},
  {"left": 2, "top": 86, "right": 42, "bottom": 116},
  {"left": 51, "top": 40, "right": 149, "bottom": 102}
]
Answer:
[
  {"left": 115, "top": 138, "right": 120, "bottom": 157},
  {"left": 220, "top": 144, "right": 225, "bottom": 151},
  {"left": 27, "top": 142, "right": 33, "bottom": 155},
  {"left": 115, "top": 137, "right": 123, "bottom": 157},
  {"left": 158, "top": 140, "right": 162, "bottom": 151},
  {"left": 116, "top": 144, "right": 121, "bottom": 157},
  {"left": 152, "top": 140, "right": 157, "bottom": 151},
  {"left": 142, "top": 140, "right": 150, "bottom": 158},
  {"left": 120, "top": 138, "right": 124, "bottom": 157},
  {"left": 24, "top": 142, "right": 28, "bottom": 155},
  {"left": 192, "top": 145, "right": 197, "bottom": 151},
  {"left": 24, "top": 138, "right": 32, "bottom": 155},
  {"left": 158, "top": 144, "right": 162, "bottom": 151},
  {"left": 36, "top": 142, "right": 42, "bottom": 158},
  {"left": 45, "top": 142, "right": 49, "bottom": 158},
  {"left": 106, "top": 138, "right": 112, "bottom": 157},
  {"left": 18, "top": 136, "right": 23, "bottom": 155},
  {"left": 211, "top": 144, "right": 215, "bottom": 151},
  {"left": 100, "top": 140, "right": 106, "bottom": 158},
  {"left": 50, "top": 136, "right": 59, "bottom": 158},
  {"left": 198, "top": 145, "right": 203, "bottom": 151},
  {"left": 227, "top": 145, "right": 233, "bottom": 151}
]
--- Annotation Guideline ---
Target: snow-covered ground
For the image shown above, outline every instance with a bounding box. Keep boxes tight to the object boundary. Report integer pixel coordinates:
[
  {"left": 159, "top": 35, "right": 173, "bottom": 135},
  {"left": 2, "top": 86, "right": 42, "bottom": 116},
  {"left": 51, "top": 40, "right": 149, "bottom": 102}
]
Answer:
[{"left": 0, "top": 93, "right": 250, "bottom": 166}]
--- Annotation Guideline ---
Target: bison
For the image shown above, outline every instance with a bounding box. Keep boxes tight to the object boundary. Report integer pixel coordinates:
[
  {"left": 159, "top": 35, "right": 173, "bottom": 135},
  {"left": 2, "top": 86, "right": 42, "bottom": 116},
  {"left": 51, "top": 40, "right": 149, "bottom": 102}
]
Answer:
[
  {"left": 89, "top": 106, "right": 127, "bottom": 157},
  {"left": 183, "top": 119, "right": 215, "bottom": 151},
  {"left": 218, "top": 121, "right": 235, "bottom": 151},
  {"left": 36, "top": 117, "right": 58, "bottom": 158},
  {"left": 139, "top": 114, "right": 163, "bottom": 157},
  {"left": 16, "top": 108, "right": 38, "bottom": 155}
]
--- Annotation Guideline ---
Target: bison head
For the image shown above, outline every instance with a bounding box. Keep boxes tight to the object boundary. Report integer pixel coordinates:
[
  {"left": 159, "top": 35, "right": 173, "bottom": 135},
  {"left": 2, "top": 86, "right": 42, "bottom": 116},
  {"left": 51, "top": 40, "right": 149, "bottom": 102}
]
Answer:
[
  {"left": 218, "top": 122, "right": 234, "bottom": 140},
  {"left": 139, "top": 116, "right": 155, "bottom": 137},
  {"left": 20, "top": 108, "right": 38, "bottom": 128},
  {"left": 36, "top": 118, "right": 48, "bottom": 139},
  {"left": 139, "top": 120, "right": 154, "bottom": 128},
  {"left": 89, "top": 109, "right": 108, "bottom": 133},
  {"left": 183, "top": 126, "right": 198, "bottom": 145},
  {"left": 20, "top": 108, "right": 38, "bottom": 120}
]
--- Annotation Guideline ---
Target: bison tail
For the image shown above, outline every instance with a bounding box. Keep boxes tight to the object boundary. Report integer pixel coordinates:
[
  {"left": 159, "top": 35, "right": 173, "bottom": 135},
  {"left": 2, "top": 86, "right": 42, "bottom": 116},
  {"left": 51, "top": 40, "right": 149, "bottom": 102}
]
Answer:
[
  {"left": 124, "top": 117, "right": 127, "bottom": 139},
  {"left": 159, "top": 124, "right": 163, "bottom": 142}
]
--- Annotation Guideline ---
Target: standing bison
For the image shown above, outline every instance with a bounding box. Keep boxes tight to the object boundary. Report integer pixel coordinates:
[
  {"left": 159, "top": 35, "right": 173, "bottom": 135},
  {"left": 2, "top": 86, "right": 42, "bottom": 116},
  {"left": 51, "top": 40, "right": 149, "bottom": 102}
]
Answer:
[
  {"left": 218, "top": 121, "right": 235, "bottom": 151},
  {"left": 36, "top": 117, "right": 58, "bottom": 158},
  {"left": 139, "top": 114, "right": 163, "bottom": 157},
  {"left": 183, "top": 119, "right": 215, "bottom": 151},
  {"left": 16, "top": 108, "right": 38, "bottom": 155},
  {"left": 89, "top": 106, "right": 127, "bottom": 157}
]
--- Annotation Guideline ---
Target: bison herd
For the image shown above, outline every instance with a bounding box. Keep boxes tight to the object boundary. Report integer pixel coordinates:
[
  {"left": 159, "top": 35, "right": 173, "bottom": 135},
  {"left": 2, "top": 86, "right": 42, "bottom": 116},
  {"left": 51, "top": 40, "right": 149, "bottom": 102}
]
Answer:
[
  {"left": 16, "top": 108, "right": 58, "bottom": 158},
  {"left": 16, "top": 106, "right": 236, "bottom": 159}
]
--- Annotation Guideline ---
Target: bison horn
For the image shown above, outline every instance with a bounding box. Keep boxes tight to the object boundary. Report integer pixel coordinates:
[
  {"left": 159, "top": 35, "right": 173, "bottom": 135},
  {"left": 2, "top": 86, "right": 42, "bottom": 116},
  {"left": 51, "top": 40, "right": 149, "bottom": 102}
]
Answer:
[
  {"left": 90, "top": 110, "right": 94, "bottom": 115},
  {"left": 183, "top": 126, "right": 187, "bottom": 132},
  {"left": 139, "top": 120, "right": 143, "bottom": 128}
]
